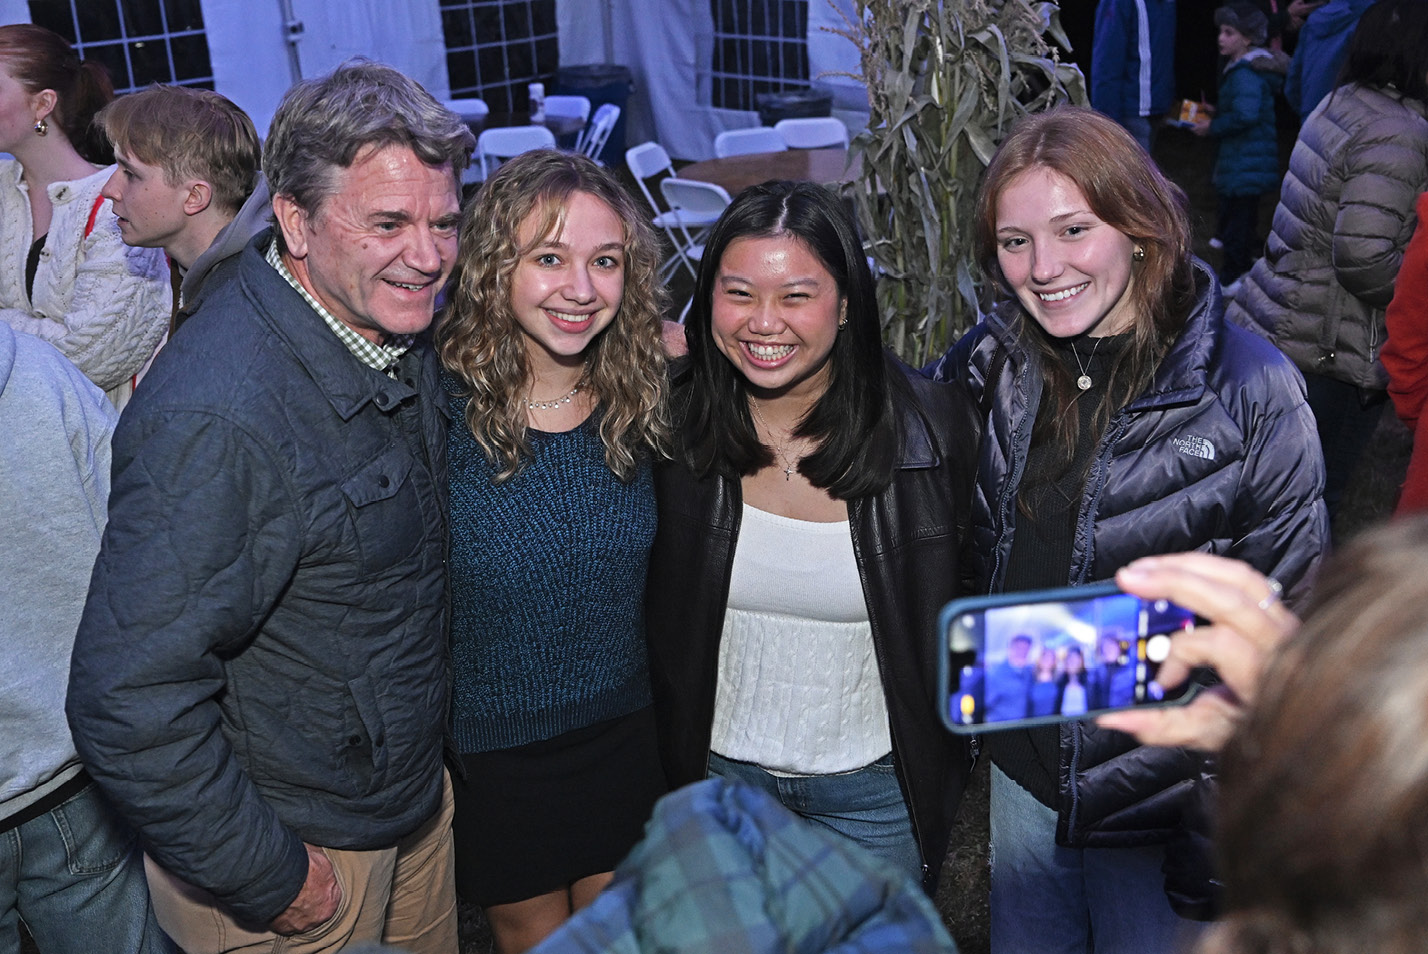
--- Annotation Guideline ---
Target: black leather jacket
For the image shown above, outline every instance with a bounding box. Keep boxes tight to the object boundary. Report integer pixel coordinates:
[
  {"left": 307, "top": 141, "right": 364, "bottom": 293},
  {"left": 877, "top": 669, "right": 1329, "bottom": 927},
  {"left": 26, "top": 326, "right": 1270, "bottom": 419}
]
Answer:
[{"left": 644, "top": 358, "right": 979, "bottom": 890}]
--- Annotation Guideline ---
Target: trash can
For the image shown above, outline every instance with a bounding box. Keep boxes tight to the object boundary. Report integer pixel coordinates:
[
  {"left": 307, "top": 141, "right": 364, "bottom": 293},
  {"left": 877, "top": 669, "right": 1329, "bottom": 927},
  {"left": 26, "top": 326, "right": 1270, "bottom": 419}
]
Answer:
[
  {"left": 554, "top": 64, "right": 634, "bottom": 166},
  {"left": 755, "top": 88, "right": 834, "bottom": 127}
]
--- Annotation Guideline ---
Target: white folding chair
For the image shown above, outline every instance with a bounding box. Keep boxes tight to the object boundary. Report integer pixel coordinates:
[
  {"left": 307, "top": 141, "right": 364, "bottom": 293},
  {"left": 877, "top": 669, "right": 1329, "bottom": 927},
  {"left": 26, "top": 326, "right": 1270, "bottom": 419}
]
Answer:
[
  {"left": 626, "top": 142, "right": 725, "bottom": 282},
  {"left": 476, "top": 125, "right": 557, "bottom": 179},
  {"left": 577, "top": 103, "right": 621, "bottom": 161},
  {"left": 774, "top": 117, "right": 850, "bottom": 149},
  {"left": 542, "top": 95, "right": 592, "bottom": 148},
  {"left": 659, "top": 177, "right": 733, "bottom": 319},
  {"left": 713, "top": 127, "right": 788, "bottom": 158},
  {"left": 443, "top": 97, "right": 490, "bottom": 126},
  {"left": 542, "top": 94, "right": 591, "bottom": 122}
]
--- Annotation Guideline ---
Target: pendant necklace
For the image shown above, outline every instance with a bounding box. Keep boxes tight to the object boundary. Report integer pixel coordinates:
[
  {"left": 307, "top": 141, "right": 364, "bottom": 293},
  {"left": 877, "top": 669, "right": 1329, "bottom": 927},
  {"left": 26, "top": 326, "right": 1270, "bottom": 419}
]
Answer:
[
  {"left": 1072, "top": 335, "right": 1105, "bottom": 391},
  {"left": 749, "top": 397, "right": 798, "bottom": 480},
  {"left": 525, "top": 381, "right": 581, "bottom": 411}
]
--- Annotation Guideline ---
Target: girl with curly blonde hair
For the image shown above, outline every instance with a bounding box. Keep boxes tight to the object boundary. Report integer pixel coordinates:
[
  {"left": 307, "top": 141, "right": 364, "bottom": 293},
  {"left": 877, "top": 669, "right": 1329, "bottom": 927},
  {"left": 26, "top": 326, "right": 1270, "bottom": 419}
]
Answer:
[{"left": 437, "top": 149, "right": 669, "bottom": 954}]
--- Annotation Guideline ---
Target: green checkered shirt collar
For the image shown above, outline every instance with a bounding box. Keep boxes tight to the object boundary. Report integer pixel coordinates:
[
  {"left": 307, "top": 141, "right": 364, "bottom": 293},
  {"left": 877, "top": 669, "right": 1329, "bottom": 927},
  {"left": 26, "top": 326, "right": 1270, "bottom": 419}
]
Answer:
[{"left": 265, "top": 239, "right": 413, "bottom": 377}]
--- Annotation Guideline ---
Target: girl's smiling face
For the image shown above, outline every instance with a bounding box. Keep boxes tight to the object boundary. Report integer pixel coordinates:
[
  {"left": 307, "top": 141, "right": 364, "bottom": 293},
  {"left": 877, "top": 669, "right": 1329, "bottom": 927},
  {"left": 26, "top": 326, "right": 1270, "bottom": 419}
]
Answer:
[
  {"left": 709, "top": 233, "right": 846, "bottom": 401},
  {"left": 509, "top": 190, "right": 626, "bottom": 373},
  {"left": 994, "top": 165, "right": 1138, "bottom": 339}
]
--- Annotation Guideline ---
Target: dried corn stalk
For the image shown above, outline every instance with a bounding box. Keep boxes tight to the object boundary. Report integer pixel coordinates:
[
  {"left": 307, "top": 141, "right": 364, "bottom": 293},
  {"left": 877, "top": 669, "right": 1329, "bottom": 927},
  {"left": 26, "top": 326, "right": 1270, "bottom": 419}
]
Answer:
[{"left": 832, "top": 0, "right": 1086, "bottom": 363}]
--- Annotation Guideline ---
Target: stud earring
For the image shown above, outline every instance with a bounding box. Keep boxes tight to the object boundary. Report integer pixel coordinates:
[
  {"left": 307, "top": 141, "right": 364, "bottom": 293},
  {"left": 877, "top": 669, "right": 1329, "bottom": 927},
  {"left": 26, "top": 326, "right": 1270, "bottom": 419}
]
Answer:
[
  {"left": 33, "top": 118, "right": 47, "bottom": 136},
  {"left": 838, "top": 316, "right": 848, "bottom": 329},
  {"left": 1132, "top": 245, "right": 1146, "bottom": 263}
]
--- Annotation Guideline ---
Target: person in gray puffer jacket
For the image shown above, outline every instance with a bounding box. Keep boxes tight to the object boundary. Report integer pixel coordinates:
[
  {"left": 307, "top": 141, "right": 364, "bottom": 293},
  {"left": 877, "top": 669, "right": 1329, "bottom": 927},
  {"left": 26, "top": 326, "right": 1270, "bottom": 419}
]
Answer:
[{"left": 1227, "top": 0, "right": 1428, "bottom": 525}]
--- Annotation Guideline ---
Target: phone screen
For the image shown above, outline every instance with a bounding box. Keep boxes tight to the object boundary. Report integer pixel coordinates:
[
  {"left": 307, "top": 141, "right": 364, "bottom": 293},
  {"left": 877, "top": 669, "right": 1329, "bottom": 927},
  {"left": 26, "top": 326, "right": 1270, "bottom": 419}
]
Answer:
[{"left": 944, "top": 587, "right": 1198, "bottom": 730}]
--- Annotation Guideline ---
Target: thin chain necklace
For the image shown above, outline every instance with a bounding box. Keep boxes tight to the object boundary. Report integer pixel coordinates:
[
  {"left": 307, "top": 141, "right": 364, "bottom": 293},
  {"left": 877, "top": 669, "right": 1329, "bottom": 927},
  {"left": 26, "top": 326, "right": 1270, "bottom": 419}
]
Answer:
[
  {"left": 748, "top": 397, "right": 798, "bottom": 481},
  {"left": 525, "top": 380, "right": 582, "bottom": 411},
  {"left": 1072, "top": 335, "right": 1105, "bottom": 391}
]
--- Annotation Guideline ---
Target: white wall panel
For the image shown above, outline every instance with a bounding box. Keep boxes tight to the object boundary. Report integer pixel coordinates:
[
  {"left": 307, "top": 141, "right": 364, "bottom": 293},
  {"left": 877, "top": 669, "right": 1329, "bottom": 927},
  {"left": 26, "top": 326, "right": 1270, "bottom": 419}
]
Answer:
[
  {"left": 202, "top": 0, "right": 448, "bottom": 137},
  {"left": 0, "top": 2, "right": 29, "bottom": 26}
]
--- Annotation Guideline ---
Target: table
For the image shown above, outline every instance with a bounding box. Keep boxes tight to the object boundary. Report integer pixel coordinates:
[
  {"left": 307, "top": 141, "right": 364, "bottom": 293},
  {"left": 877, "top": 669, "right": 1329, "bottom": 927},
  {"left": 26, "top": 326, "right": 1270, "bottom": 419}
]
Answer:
[{"left": 678, "top": 148, "right": 861, "bottom": 195}]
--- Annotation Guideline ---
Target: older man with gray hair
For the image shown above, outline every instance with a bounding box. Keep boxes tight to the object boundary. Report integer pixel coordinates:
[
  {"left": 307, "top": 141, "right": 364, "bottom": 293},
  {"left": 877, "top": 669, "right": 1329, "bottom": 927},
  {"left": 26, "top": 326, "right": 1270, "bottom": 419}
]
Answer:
[{"left": 67, "top": 61, "right": 473, "bottom": 954}]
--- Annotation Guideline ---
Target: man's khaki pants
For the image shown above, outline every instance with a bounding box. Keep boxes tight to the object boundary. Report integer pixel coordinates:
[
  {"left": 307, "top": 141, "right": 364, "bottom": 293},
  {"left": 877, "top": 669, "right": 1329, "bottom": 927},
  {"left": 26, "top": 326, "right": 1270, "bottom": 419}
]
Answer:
[{"left": 145, "top": 772, "right": 457, "bottom": 954}]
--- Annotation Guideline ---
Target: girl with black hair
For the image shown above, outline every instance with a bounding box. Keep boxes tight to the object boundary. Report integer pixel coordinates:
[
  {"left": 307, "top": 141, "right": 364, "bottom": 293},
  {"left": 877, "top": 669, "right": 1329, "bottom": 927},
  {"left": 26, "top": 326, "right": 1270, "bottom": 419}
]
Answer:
[{"left": 644, "top": 180, "right": 978, "bottom": 887}]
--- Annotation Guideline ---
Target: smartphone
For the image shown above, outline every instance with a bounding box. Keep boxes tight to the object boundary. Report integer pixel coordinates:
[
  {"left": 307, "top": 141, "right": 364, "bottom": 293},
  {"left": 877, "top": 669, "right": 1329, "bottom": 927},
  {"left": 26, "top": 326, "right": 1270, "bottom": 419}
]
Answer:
[{"left": 937, "top": 581, "right": 1203, "bottom": 733}]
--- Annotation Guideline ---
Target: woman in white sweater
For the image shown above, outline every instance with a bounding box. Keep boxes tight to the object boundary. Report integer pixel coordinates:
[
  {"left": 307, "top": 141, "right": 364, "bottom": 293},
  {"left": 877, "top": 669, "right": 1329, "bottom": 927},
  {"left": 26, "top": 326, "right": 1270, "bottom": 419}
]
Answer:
[{"left": 0, "top": 24, "right": 168, "bottom": 409}]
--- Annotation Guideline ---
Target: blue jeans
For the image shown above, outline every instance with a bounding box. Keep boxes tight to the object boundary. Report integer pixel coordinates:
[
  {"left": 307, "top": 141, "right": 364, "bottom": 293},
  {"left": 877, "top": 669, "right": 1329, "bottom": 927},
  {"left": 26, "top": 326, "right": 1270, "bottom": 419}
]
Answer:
[
  {"left": 990, "top": 766, "right": 1201, "bottom": 954},
  {"left": 707, "top": 752, "right": 921, "bottom": 883},
  {"left": 0, "top": 781, "right": 173, "bottom": 954}
]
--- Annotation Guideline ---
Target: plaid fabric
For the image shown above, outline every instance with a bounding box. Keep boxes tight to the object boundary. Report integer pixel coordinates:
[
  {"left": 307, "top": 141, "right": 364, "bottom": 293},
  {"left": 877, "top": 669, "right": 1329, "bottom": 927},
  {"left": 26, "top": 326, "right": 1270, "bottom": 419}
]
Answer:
[
  {"left": 264, "top": 240, "right": 411, "bottom": 377},
  {"left": 534, "top": 778, "right": 959, "bottom": 954}
]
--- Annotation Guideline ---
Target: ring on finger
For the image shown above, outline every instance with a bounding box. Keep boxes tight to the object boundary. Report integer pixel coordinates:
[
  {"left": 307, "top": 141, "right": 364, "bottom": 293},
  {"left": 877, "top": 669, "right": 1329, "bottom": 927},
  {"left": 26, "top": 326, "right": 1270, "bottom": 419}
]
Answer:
[{"left": 1257, "top": 577, "right": 1283, "bottom": 610}]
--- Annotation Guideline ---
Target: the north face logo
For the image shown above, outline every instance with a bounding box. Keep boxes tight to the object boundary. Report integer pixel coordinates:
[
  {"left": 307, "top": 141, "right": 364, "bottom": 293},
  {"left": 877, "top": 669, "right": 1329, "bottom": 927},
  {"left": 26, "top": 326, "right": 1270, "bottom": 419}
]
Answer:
[{"left": 1172, "top": 435, "right": 1216, "bottom": 460}]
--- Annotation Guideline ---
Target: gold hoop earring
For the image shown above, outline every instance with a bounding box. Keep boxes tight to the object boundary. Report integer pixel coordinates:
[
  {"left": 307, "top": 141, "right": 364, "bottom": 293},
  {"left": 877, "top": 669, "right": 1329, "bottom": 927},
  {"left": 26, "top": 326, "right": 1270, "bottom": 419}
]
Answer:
[
  {"left": 33, "top": 118, "right": 47, "bottom": 137},
  {"left": 1132, "top": 245, "right": 1146, "bottom": 263}
]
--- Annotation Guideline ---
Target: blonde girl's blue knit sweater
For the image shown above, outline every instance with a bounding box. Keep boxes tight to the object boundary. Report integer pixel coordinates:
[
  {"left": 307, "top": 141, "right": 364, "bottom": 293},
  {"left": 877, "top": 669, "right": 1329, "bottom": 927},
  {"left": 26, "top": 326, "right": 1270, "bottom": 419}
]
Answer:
[{"left": 446, "top": 390, "right": 656, "bottom": 754}]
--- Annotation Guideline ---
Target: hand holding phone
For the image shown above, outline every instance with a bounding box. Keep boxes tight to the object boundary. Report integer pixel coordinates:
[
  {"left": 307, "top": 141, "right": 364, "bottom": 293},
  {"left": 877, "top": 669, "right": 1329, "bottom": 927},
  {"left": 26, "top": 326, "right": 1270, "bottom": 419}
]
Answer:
[
  {"left": 938, "top": 581, "right": 1205, "bottom": 733},
  {"left": 1095, "top": 553, "right": 1299, "bottom": 751}
]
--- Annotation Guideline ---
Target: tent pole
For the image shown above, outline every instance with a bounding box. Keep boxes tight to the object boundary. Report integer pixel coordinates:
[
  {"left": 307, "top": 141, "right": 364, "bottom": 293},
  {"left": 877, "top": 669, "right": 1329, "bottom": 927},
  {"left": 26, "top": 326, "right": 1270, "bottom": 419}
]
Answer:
[
  {"left": 277, "top": 0, "right": 304, "bottom": 83},
  {"left": 602, "top": 0, "right": 614, "bottom": 64}
]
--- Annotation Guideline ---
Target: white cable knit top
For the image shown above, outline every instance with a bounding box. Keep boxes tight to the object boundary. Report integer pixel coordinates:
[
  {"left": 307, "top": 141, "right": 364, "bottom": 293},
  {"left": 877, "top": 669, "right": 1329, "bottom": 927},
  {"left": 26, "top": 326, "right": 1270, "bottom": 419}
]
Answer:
[
  {"left": 0, "top": 160, "right": 169, "bottom": 408},
  {"left": 710, "top": 503, "right": 892, "bottom": 775}
]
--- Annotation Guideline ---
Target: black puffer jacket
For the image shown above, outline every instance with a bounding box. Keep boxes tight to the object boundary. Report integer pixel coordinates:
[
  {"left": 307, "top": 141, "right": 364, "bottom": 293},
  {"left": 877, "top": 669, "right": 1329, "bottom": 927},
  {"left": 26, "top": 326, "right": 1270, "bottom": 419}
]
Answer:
[
  {"left": 929, "top": 261, "right": 1327, "bottom": 911},
  {"left": 644, "top": 357, "right": 979, "bottom": 892}
]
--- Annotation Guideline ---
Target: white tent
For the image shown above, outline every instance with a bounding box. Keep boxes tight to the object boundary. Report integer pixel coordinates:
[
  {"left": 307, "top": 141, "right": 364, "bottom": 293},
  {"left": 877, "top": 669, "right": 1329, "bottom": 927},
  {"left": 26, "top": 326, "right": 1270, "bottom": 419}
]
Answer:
[
  {"left": 1, "top": 0, "right": 869, "bottom": 161},
  {"left": 556, "top": 0, "right": 867, "bottom": 159}
]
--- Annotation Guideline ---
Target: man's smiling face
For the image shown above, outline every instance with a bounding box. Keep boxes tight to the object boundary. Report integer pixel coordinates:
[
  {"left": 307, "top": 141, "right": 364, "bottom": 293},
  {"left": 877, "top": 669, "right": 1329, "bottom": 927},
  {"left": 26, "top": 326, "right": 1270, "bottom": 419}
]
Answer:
[{"left": 275, "top": 143, "right": 460, "bottom": 343}]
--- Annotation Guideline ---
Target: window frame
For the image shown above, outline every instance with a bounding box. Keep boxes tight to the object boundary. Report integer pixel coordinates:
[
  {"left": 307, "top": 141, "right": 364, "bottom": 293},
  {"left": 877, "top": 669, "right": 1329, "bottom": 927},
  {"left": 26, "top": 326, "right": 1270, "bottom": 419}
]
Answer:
[
  {"left": 28, "top": 0, "right": 214, "bottom": 94},
  {"left": 440, "top": 0, "right": 559, "bottom": 114},
  {"left": 708, "top": 0, "right": 812, "bottom": 112}
]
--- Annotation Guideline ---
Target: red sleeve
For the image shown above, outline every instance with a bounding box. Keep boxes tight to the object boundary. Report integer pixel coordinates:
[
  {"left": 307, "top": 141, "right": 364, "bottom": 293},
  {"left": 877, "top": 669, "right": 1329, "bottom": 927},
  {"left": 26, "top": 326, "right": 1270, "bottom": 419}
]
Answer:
[{"left": 1383, "top": 193, "right": 1428, "bottom": 429}]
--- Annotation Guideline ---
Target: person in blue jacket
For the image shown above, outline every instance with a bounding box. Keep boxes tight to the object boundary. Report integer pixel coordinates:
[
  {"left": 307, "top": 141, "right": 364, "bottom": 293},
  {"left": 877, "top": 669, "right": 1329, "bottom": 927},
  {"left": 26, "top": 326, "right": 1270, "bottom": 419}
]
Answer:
[
  {"left": 928, "top": 105, "right": 1326, "bottom": 954},
  {"left": 1194, "top": 3, "right": 1288, "bottom": 287},
  {"left": 66, "top": 62, "right": 475, "bottom": 952},
  {"left": 1283, "top": 0, "right": 1376, "bottom": 114},
  {"left": 1090, "top": 0, "right": 1177, "bottom": 153}
]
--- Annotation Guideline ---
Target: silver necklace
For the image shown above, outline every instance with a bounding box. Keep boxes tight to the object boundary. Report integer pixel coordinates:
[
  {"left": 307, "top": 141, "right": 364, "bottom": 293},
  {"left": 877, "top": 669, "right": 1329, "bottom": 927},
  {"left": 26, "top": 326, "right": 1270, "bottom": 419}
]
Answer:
[
  {"left": 749, "top": 397, "right": 798, "bottom": 481},
  {"left": 525, "top": 383, "right": 580, "bottom": 411},
  {"left": 1072, "top": 335, "right": 1105, "bottom": 391}
]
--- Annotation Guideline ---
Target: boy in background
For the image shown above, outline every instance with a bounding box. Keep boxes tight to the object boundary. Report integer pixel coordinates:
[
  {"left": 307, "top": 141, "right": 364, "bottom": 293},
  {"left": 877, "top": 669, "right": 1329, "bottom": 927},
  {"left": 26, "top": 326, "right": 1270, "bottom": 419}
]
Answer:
[
  {"left": 1195, "top": 3, "right": 1288, "bottom": 290},
  {"left": 98, "top": 85, "right": 266, "bottom": 332}
]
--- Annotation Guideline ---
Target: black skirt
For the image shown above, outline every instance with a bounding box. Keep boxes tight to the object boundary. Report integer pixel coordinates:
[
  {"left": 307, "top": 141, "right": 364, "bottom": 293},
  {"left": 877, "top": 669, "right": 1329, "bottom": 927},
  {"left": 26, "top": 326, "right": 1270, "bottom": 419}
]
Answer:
[{"left": 451, "top": 706, "right": 668, "bottom": 906}]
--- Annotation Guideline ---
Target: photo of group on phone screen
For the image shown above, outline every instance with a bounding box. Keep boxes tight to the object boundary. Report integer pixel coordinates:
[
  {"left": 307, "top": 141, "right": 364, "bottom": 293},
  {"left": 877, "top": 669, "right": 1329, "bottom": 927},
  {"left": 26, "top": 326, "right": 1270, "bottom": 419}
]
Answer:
[{"left": 948, "top": 591, "right": 1198, "bottom": 728}]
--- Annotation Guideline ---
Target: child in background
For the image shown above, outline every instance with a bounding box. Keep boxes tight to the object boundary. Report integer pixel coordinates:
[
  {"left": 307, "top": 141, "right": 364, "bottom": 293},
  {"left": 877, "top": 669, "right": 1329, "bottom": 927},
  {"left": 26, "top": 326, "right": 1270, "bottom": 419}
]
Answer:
[{"left": 1194, "top": 3, "right": 1287, "bottom": 290}]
